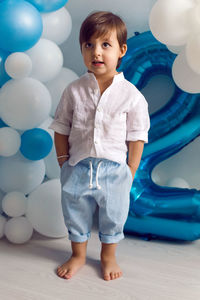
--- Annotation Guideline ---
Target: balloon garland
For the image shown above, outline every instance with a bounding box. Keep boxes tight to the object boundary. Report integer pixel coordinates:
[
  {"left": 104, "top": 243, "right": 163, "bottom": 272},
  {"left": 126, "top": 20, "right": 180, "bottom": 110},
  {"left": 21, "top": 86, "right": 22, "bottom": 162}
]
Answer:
[
  {"left": 0, "top": 0, "right": 75, "bottom": 244},
  {"left": 119, "top": 31, "right": 200, "bottom": 241}
]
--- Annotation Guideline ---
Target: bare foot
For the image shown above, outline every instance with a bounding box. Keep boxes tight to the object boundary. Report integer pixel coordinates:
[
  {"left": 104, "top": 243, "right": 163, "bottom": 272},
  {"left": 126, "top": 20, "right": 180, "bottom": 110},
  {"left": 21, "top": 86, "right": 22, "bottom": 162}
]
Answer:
[
  {"left": 57, "top": 255, "right": 85, "bottom": 279},
  {"left": 101, "top": 256, "right": 122, "bottom": 281}
]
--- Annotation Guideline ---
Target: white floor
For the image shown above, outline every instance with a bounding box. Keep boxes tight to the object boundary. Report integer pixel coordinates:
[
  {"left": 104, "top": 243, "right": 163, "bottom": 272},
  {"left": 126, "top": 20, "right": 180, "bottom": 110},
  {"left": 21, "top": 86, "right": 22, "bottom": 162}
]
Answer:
[{"left": 0, "top": 229, "right": 200, "bottom": 300}]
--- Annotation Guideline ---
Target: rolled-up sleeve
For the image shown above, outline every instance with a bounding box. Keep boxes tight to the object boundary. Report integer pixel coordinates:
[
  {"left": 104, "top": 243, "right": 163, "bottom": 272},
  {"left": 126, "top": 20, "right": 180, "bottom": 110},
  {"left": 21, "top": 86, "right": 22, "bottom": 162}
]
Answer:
[
  {"left": 49, "top": 87, "right": 73, "bottom": 135},
  {"left": 126, "top": 93, "right": 150, "bottom": 143}
]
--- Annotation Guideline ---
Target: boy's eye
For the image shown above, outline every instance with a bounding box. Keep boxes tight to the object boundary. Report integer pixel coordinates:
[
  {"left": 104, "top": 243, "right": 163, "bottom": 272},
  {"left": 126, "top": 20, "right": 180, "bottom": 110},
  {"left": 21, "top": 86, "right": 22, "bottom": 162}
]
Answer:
[
  {"left": 103, "top": 42, "right": 110, "bottom": 48},
  {"left": 85, "top": 42, "right": 92, "bottom": 48}
]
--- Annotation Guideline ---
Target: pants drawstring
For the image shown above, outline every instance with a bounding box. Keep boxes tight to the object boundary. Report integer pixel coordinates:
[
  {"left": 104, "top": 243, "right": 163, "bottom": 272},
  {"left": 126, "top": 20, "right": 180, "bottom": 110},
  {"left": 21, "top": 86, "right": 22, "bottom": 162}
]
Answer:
[
  {"left": 89, "top": 160, "right": 102, "bottom": 190},
  {"left": 89, "top": 161, "right": 93, "bottom": 189}
]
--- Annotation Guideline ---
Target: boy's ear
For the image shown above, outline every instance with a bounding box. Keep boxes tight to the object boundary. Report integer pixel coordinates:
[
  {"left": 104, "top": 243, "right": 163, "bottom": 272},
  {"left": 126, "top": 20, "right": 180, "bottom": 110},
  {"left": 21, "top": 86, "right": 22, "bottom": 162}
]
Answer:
[{"left": 120, "top": 44, "right": 127, "bottom": 58}]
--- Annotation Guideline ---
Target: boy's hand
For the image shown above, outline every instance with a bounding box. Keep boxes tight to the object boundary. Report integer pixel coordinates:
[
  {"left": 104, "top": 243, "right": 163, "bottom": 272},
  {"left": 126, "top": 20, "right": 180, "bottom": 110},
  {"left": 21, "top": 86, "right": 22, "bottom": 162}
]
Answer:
[{"left": 58, "top": 157, "right": 68, "bottom": 168}]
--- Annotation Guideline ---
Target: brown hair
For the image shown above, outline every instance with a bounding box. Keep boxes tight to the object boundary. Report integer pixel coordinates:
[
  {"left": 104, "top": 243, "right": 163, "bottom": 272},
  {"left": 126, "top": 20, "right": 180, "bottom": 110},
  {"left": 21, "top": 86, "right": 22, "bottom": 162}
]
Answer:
[{"left": 79, "top": 11, "right": 127, "bottom": 68}]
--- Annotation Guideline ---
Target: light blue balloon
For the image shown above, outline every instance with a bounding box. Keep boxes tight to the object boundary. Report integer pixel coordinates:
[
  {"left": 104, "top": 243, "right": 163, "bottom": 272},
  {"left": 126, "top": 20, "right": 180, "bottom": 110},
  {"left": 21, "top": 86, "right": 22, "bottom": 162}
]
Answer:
[
  {"left": 119, "top": 31, "right": 200, "bottom": 241},
  {"left": 20, "top": 128, "right": 53, "bottom": 161},
  {"left": 0, "top": 0, "right": 43, "bottom": 52},
  {"left": 0, "top": 48, "right": 11, "bottom": 87},
  {"left": 26, "top": 0, "right": 69, "bottom": 12}
]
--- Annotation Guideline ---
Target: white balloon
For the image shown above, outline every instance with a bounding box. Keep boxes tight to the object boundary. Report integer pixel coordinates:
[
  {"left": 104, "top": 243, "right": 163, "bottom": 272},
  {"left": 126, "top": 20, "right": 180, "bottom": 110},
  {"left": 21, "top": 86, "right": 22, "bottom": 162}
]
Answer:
[
  {"left": 166, "top": 177, "right": 190, "bottom": 189},
  {"left": 186, "top": 34, "right": 200, "bottom": 74},
  {"left": 38, "top": 118, "right": 60, "bottom": 179},
  {"left": 166, "top": 45, "right": 184, "bottom": 54},
  {"left": 5, "top": 52, "right": 32, "bottom": 79},
  {"left": 187, "top": 3, "right": 200, "bottom": 34},
  {"left": 4, "top": 216, "right": 33, "bottom": 244},
  {"left": 149, "top": 0, "right": 194, "bottom": 46},
  {"left": 38, "top": 116, "right": 54, "bottom": 139},
  {"left": 0, "top": 78, "right": 51, "bottom": 130},
  {"left": 26, "top": 179, "right": 67, "bottom": 238},
  {"left": 45, "top": 67, "right": 78, "bottom": 116},
  {"left": 172, "top": 49, "right": 200, "bottom": 93},
  {"left": 2, "top": 191, "right": 27, "bottom": 217},
  {"left": 42, "top": 7, "right": 72, "bottom": 45},
  {"left": 0, "top": 215, "right": 6, "bottom": 239},
  {"left": 26, "top": 39, "right": 63, "bottom": 83},
  {"left": 0, "top": 152, "right": 45, "bottom": 194},
  {"left": 0, "top": 127, "right": 21, "bottom": 156},
  {"left": 44, "top": 145, "right": 60, "bottom": 179}
]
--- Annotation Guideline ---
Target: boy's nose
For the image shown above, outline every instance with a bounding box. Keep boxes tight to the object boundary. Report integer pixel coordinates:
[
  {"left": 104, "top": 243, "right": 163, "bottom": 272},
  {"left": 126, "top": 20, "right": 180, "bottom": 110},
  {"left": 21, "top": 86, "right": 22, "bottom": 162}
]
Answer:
[{"left": 93, "top": 45, "right": 101, "bottom": 57}]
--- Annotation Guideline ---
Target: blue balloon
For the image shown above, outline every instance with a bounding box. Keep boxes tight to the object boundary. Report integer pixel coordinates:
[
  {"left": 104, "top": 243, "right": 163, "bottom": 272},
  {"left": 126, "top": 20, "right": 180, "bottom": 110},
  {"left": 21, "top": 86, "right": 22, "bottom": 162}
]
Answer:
[
  {"left": 26, "top": 0, "right": 69, "bottom": 12},
  {"left": 20, "top": 128, "right": 53, "bottom": 161},
  {"left": 119, "top": 31, "right": 200, "bottom": 241},
  {"left": 0, "top": 0, "right": 43, "bottom": 52},
  {"left": 0, "top": 48, "right": 11, "bottom": 87}
]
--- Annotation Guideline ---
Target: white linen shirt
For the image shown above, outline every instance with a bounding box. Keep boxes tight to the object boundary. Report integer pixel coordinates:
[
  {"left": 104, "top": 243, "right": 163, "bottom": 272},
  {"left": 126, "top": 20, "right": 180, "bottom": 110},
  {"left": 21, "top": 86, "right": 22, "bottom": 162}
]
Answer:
[{"left": 49, "top": 71, "right": 150, "bottom": 166}]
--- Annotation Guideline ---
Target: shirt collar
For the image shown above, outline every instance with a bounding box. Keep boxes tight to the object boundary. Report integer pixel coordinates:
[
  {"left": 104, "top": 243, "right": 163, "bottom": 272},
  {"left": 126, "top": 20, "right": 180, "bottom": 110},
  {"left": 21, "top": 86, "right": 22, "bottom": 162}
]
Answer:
[{"left": 85, "top": 71, "right": 125, "bottom": 87}]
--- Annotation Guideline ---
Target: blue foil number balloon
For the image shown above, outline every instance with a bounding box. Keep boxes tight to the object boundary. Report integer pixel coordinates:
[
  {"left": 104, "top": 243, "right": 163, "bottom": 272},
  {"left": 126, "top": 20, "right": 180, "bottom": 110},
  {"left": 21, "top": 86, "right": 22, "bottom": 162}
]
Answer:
[
  {"left": 20, "top": 128, "right": 53, "bottom": 161},
  {"left": 0, "top": 0, "right": 43, "bottom": 52},
  {"left": 119, "top": 31, "right": 200, "bottom": 241}
]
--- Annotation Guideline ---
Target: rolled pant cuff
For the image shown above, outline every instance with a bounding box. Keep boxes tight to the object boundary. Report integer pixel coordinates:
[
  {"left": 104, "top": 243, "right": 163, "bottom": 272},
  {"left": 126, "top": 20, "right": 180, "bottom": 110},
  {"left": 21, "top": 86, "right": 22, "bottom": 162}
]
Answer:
[
  {"left": 99, "top": 232, "right": 124, "bottom": 244},
  {"left": 68, "top": 232, "right": 91, "bottom": 243}
]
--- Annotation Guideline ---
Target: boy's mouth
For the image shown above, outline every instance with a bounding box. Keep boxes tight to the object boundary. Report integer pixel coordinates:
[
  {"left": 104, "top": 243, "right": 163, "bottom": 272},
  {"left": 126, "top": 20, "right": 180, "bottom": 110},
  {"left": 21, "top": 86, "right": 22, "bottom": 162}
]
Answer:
[{"left": 92, "top": 61, "right": 104, "bottom": 66}]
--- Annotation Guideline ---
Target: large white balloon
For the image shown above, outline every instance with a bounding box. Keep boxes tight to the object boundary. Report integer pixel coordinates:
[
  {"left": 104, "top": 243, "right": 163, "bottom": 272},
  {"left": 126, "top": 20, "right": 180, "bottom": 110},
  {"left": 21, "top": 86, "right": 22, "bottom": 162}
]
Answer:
[
  {"left": 166, "top": 45, "right": 184, "bottom": 54},
  {"left": 45, "top": 67, "right": 78, "bottom": 116},
  {"left": 4, "top": 216, "right": 33, "bottom": 244},
  {"left": 26, "top": 38, "right": 63, "bottom": 82},
  {"left": 0, "top": 127, "right": 21, "bottom": 156},
  {"left": 0, "top": 215, "right": 6, "bottom": 239},
  {"left": 44, "top": 145, "right": 60, "bottom": 179},
  {"left": 2, "top": 191, "right": 27, "bottom": 217},
  {"left": 149, "top": 0, "right": 194, "bottom": 46},
  {"left": 42, "top": 7, "right": 72, "bottom": 45},
  {"left": 187, "top": 3, "right": 200, "bottom": 34},
  {"left": 0, "top": 152, "right": 45, "bottom": 194},
  {"left": 26, "top": 179, "right": 67, "bottom": 238},
  {"left": 5, "top": 52, "right": 32, "bottom": 79},
  {"left": 0, "top": 78, "right": 51, "bottom": 130},
  {"left": 186, "top": 34, "right": 200, "bottom": 74},
  {"left": 172, "top": 49, "right": 200, "bottom": 93},
  {"left": 38, "top": 116, "right": 54, "bottom": 138},
  {"left": 38, "top": 117, "right": 60, "bottom": 178}
]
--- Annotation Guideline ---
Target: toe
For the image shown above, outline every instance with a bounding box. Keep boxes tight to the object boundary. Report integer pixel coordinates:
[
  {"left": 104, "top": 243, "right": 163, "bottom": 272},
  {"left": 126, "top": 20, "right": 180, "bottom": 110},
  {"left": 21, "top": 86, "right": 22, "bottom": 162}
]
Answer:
[
  {"left": 111, "top": 272, "right": 116, "bottom": 280},
  {"left": 64, "top": 272, "right": 73, "bottom": 279},
  {"left": 103, "top": 273, "right": 110, "bottom": 281}
]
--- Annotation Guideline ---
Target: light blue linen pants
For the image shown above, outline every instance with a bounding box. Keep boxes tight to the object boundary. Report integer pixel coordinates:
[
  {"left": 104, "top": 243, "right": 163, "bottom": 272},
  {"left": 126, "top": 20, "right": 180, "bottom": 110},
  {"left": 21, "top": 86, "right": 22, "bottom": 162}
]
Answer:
[{"left": 60, "top": 157, "right": 132, "bottom": 244}]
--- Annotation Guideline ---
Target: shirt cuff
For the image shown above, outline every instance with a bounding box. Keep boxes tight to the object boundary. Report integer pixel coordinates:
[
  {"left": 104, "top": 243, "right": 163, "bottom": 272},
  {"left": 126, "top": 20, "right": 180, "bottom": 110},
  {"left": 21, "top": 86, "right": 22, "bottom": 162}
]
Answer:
[
  {"left": 48, "top": 120, "right": 71, "bottom": 135},
  {"left": 126, "top": 131, "right": 148, "bottom": 143}
]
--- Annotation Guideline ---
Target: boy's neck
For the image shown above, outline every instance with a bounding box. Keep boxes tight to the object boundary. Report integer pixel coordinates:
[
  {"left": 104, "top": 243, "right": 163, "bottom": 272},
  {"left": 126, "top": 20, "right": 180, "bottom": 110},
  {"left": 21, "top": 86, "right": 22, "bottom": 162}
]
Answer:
[{"left": 88, "top": 70, "right": 119, "bottom": 95}]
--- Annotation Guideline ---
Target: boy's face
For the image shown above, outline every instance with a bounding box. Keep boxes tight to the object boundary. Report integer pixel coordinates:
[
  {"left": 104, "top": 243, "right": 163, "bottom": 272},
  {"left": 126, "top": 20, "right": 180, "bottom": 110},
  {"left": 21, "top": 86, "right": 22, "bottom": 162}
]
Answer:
[{"left": 81, "top": 29, "right": 127, "bottom": 80}]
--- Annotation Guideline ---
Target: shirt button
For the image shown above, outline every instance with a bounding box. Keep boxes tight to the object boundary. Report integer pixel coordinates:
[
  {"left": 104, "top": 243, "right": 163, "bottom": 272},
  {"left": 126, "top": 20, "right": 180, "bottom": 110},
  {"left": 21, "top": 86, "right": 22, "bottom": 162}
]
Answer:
[
  {"left": 97, "top": 107, "right": 101, "bottom": 112},
  {"left": 94, "top": 140, "right": 98, "bottom": 144}
]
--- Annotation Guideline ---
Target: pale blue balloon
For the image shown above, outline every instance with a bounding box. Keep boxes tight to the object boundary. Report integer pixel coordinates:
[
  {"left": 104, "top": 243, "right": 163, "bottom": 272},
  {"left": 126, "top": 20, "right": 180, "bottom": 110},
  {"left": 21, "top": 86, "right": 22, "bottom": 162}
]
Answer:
[
  {"left": 0, "top": 0, "right": 43, "bottom": 52},
  {"left": 26, "top": 0, "right": 69, "bottom": 12}
]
